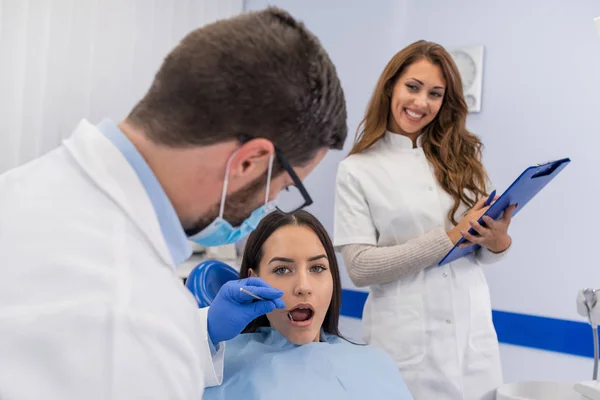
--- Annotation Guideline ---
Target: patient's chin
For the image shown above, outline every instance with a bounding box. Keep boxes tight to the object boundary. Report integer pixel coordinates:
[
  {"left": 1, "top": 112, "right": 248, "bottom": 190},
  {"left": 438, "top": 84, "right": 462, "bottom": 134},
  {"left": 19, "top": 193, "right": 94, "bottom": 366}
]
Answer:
[{"left": 284, "top": 330, "right": 320, "bottom": 345}]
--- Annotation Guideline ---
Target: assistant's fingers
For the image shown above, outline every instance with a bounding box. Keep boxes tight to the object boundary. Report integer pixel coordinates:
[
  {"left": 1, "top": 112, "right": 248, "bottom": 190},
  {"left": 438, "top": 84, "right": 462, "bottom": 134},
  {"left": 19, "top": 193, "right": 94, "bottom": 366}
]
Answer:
[
  {"left": 502, "top": 204, "right": 518, "bottom": 223},
  {"left": 481, "top": 215, "right": 498, "bottom": 230},
  {"left": 473, "top": 196, "right": 488, "bottom": 210},
  {"left": 461, "top": 230, "right": 483, "bottom": 245},
  {"left": 469, "top": 220, "right": 489, "bottom": 236}
]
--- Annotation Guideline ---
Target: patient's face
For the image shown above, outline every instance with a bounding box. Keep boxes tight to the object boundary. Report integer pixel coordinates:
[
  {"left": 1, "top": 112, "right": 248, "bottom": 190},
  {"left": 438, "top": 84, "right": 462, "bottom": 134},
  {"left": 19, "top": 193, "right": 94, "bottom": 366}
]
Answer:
[{"left": 251, "top": 224, "right": 333, "bottom": 345}]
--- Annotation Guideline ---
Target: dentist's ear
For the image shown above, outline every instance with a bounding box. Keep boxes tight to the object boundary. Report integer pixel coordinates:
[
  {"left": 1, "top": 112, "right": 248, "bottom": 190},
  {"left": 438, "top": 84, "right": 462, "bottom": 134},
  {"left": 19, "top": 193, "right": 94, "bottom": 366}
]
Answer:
[{"left": 231, "top": 138, "right": 274, "bottom": 178}]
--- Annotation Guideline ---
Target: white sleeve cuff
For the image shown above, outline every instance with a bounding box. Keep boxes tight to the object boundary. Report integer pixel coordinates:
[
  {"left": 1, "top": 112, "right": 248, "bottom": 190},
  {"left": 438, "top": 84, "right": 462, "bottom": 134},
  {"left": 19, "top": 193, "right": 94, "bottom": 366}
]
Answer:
[
  {"left": 197, "top": 307, "right": 225, "bottom": 387},
  {"left": 476, "top": 244, "right": 510, "bottom": 265}
]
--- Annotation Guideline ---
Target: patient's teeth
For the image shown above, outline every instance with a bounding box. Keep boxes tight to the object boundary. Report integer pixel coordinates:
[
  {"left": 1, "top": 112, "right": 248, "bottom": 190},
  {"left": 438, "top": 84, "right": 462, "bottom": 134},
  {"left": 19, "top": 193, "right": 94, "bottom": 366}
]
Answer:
[{"left": 288, "top": 313, "right": 294, "bottom": 322}]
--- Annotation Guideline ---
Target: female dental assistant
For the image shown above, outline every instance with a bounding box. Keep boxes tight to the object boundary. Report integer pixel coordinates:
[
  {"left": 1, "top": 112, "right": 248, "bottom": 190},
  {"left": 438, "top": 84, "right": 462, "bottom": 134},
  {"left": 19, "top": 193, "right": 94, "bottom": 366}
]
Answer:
[{"left": 333, "top": 41, "right": 516, "bottom": 400}]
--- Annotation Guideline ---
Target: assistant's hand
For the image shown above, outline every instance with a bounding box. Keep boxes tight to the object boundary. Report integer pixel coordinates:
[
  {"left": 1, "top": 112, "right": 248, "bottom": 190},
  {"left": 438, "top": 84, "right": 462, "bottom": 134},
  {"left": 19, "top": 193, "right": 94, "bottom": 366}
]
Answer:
[
  {"left": 458, "top": 203, "right": 517, "bottom": 253},
  {"left": 207, "top": 277, "right": 285, "bottom": 344},
  {"left": 447, "top": 196, "right": 496, "bottom": 244}
]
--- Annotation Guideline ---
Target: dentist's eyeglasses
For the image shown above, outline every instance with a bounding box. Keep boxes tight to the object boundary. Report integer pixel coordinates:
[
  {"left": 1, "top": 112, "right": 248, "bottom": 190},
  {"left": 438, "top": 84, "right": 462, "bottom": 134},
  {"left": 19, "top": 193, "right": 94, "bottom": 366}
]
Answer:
[
  {"left": 239, "top": 136, "right": 313, "bottom": 214},
  {"left": 273, "top": 149, "right": 313, "bottom": 214}
]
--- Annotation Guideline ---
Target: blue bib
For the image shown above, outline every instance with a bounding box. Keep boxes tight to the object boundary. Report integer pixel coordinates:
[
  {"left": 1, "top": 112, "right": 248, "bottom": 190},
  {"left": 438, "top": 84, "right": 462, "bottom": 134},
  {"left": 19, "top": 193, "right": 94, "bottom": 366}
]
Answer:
[{"left": 203, "top": 327, "right": 413, "bottom": 400}]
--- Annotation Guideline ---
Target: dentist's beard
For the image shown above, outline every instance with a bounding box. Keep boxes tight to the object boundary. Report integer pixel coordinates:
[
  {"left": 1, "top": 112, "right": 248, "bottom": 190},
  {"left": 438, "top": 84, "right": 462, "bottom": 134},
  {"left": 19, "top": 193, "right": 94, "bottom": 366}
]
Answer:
[{"left": 183, "top": 174, "right": 267, "bottom": 236}]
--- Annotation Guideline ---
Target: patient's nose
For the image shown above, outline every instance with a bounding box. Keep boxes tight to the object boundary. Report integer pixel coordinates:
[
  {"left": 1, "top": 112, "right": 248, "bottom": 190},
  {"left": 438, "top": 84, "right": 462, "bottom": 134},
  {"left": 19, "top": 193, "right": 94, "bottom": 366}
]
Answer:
[{"left": 293, "top": 269, "right": 312, "bottom": 296}]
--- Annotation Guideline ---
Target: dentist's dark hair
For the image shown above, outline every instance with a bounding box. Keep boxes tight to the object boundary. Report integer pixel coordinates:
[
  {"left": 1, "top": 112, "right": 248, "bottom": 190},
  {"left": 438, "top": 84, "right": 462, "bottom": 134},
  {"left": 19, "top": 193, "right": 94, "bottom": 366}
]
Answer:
[
  {"left": 126, "top": 7, "right": 347, "bottom": 174},
  {"left": 239, "top": 210, "right": 342, "bottom": 338}
]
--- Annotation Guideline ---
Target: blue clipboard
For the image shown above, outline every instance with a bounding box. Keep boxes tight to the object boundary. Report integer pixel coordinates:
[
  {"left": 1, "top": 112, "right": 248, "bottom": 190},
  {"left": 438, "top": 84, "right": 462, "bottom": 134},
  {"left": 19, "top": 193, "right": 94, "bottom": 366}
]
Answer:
[{"left": 438, "top": 157, "right": 571, "bottom": 266}]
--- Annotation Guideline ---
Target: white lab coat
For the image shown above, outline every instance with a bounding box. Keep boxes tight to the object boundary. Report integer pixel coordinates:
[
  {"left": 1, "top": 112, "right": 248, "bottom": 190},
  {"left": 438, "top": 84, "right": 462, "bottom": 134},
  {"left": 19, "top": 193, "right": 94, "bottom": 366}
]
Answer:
[
  {"left": 0, "top": 120, "right": 224, "bottom": 400},
  {"left": 333, "top": 132, "right": 503, "bottom": 400}
]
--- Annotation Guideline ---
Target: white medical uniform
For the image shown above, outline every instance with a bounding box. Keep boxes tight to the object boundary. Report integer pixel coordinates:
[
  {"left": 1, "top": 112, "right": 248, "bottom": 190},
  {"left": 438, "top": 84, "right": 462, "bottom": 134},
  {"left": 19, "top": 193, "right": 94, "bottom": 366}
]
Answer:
[
  {"left": 0, "top": 119, "right": 224, "bottom": 400},
  {"left": 333, "top": 132, "right": 503, "bottom": 400}
]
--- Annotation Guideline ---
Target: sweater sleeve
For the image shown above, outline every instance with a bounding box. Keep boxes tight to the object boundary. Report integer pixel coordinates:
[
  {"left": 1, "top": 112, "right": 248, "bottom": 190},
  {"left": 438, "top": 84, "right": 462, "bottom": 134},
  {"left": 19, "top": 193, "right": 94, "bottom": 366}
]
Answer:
[{"left": 340, "top": 227, "right": 455, "bottom": 287}]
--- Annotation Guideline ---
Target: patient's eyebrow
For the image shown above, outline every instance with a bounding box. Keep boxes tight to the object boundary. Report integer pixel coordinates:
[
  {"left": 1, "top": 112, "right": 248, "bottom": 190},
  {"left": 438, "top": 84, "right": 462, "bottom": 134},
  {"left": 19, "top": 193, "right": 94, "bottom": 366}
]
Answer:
[
  {"left": 269, "top": 257, "right": 294, "bottom": 264},
  {"left": 268, "top": 255, "right": 328, "bottom": 264}
]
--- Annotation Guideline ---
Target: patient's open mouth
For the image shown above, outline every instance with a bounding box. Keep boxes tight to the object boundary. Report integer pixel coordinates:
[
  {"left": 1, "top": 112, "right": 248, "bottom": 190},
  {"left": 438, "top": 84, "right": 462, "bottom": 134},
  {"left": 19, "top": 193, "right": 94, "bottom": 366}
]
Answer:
[{"left": 287, "top": 304, "right": 314, "bottom": 326}]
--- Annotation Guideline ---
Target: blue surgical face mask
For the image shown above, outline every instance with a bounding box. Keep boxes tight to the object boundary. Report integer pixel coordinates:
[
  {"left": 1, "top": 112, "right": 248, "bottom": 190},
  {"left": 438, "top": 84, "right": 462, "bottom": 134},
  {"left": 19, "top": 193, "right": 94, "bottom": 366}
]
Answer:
[{"left": 188, "top": 151, "right": 275, "bottom": 247}]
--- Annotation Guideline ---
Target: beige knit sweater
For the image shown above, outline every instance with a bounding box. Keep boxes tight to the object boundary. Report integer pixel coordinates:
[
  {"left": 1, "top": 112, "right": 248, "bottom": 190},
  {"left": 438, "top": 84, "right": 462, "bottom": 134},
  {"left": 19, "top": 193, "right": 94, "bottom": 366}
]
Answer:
[{"left": 340, "top": 228, "right": 508, "bottom": 287}]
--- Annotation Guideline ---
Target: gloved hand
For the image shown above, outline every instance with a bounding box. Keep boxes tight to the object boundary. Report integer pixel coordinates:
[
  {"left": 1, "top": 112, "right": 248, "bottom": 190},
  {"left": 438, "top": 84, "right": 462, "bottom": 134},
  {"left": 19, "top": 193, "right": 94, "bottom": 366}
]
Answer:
[{"left": 207, "top": 277, "right": 285, "bottom": 344}]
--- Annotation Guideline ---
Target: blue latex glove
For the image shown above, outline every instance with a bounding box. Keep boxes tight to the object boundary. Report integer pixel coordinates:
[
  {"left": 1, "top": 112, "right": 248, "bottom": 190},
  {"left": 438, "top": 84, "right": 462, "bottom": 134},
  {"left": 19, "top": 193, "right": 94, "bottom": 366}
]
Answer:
[{"left": 207, "top": 277, "right": 285, "bottom": 344}]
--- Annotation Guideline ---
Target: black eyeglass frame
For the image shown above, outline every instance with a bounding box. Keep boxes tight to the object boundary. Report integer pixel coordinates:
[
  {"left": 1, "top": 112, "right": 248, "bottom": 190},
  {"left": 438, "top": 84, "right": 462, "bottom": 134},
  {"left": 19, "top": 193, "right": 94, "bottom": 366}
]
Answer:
[{"left": 238, "top": 136, "right": 313, "bottom": 214}]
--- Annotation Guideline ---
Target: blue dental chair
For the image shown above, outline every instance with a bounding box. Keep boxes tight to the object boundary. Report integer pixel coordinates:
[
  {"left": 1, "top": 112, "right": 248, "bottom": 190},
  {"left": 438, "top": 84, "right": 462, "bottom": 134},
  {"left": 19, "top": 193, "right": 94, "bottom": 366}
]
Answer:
[{"left": 185, "top": 260, "right": 239, "bottom": 308}]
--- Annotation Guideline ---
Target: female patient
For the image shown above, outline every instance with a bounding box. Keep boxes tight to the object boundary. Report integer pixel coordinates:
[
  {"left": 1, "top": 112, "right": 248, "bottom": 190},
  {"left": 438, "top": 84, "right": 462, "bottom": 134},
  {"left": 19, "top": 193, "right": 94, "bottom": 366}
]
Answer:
[{"left": 203, "top": 210, "right": 413, "bottom": 399}]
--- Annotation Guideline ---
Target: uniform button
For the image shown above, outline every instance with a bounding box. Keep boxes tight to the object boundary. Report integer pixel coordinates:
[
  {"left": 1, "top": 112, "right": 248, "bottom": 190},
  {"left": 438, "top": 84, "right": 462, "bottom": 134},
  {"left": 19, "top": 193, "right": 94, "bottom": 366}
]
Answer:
[
  {"left": 446, "top": 319, "right": 452, "bottom": 324},
  {"left": 443, "top": 272, "right": 448, "bottom": 277},
  {"left": 428, "top": 186, "right": 433, "bottom": 191}
]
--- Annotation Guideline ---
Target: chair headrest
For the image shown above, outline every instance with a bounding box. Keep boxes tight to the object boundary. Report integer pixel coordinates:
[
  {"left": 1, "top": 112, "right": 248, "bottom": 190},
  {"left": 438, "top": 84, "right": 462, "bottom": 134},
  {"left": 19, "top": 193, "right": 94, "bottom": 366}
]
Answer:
[{"left": 185, "top": 260, "right": 239, "bottom": 308}]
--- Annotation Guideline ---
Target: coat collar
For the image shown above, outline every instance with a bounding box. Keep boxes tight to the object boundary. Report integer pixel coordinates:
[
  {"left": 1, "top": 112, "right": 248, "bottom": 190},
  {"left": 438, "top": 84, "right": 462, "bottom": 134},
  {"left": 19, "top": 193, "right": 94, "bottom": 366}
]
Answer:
[
  {"left": 383, "top": 130, "right": 424, "bottom": 149},
  {"left": 62, "top": 119, "right": 176, "bottom": 269}
]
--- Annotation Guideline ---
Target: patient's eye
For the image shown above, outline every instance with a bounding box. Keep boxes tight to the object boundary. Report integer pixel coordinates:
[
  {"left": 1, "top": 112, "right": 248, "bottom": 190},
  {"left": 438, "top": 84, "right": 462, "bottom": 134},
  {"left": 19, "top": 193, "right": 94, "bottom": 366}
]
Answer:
[
  {"left": 310, "top": 265, "right": 327, "bottom": 273},
  {"left": 273, "top": 266, "right": 292, "bottom": 275}
]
